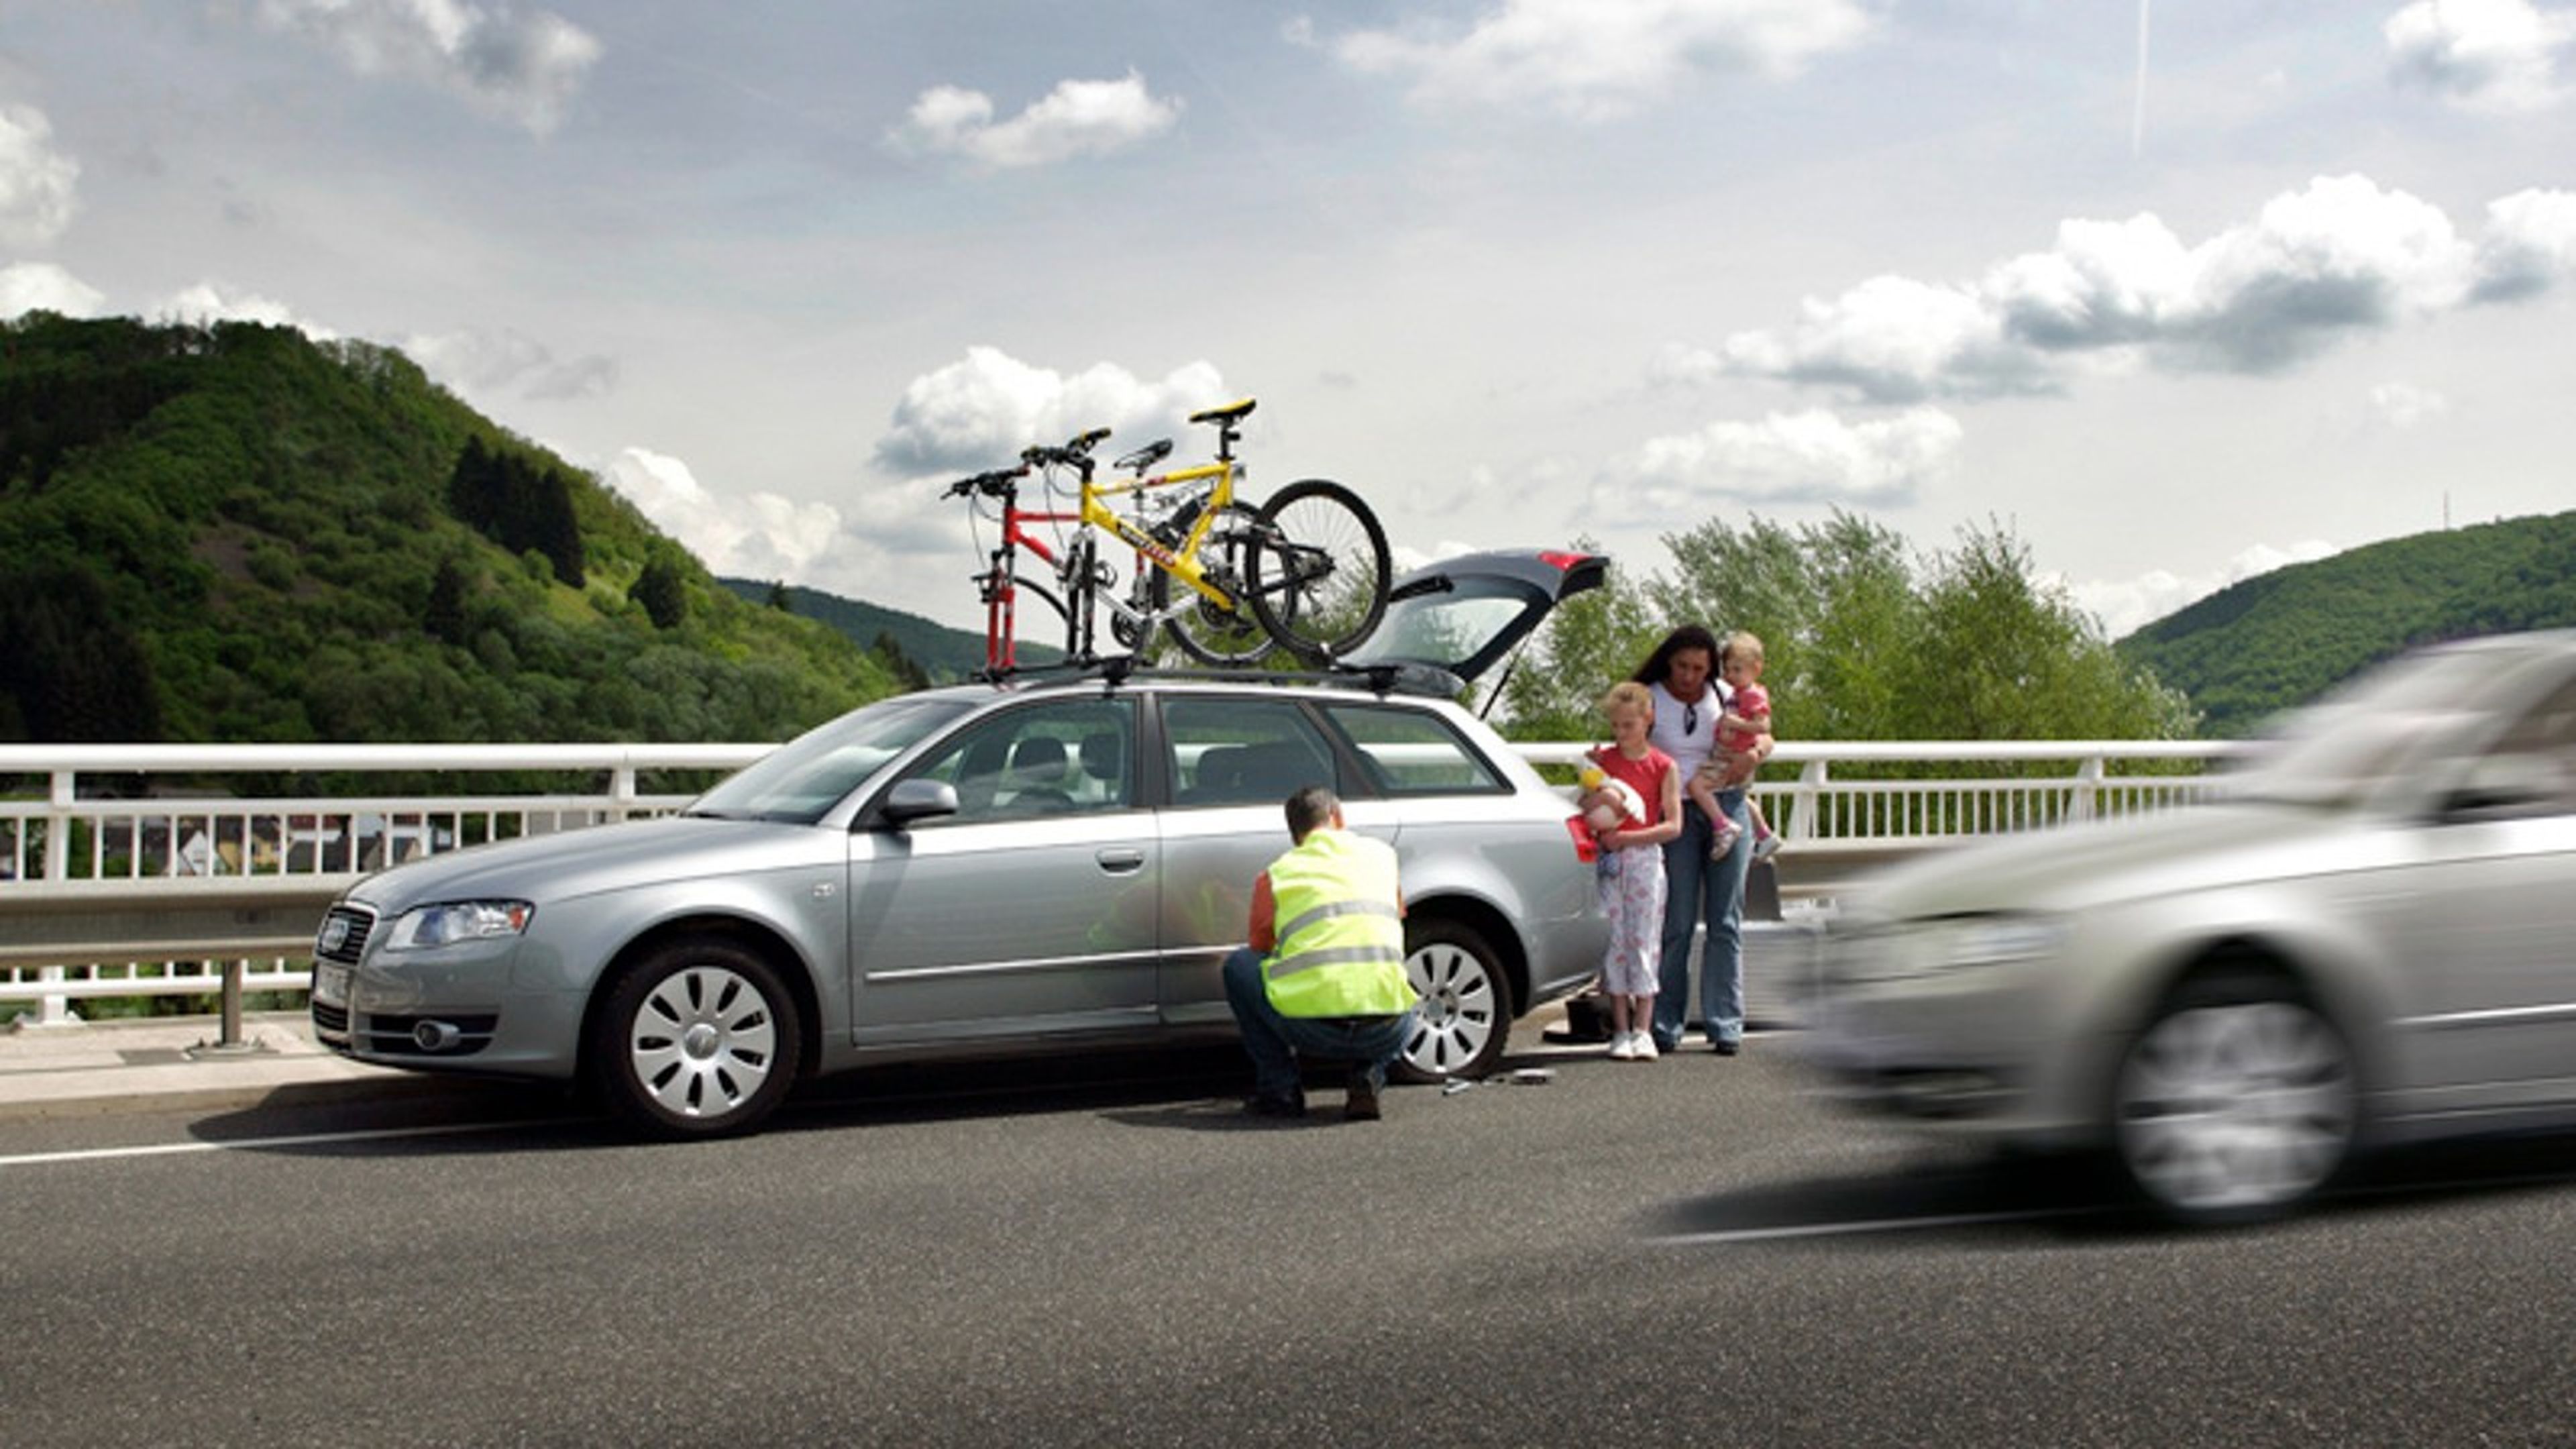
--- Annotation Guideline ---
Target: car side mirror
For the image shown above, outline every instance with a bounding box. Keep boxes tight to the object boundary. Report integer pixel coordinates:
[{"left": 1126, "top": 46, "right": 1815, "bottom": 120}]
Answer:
[
  {"left": 877, "top": 778, "right": 960, "bottom": 828},
  {"left": 2443, "top": 752, "right": 2566, "bottom": 819}
]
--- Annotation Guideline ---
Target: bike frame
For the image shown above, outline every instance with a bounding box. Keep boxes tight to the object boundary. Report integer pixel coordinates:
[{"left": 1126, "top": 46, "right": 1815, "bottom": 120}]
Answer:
[{"left": 1079, "top": 458, "right": 1239, "bottom": 609}]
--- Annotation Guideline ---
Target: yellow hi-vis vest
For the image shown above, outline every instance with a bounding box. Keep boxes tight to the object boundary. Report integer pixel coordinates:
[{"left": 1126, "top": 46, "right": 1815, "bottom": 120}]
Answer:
[{"left": 1263, "top": 828, "right": 1412, "bottom": 1018}]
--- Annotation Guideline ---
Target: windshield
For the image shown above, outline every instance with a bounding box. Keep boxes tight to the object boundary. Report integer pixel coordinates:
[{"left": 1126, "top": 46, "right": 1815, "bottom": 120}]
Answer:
[
  {"left": 2224, "top": 644, "right": 2530, "bottom": 809},
  {"left": 688, "top": 694, "right": 975, "bottom": 823},
  {"left": 1344, "top": 575, "right": 1539, "bottom": 671}
]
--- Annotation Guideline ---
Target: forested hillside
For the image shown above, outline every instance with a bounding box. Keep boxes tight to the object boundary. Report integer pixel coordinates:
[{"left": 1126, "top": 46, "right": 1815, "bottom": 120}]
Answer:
[
  {"left": 714, "top": 577, "right": 1058, "bottom": 682},
  {"left": 0, "top": 313, "right": 895, "bottom": 744},
  {"left": 2116, "top": 508, "right": 2576, "bottom": 736}
]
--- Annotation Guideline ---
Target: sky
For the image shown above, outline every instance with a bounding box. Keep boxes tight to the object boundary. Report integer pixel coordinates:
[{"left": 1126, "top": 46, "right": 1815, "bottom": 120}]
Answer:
[{"left": 3, "top": 0, "right": 2571, "bottom": 639}]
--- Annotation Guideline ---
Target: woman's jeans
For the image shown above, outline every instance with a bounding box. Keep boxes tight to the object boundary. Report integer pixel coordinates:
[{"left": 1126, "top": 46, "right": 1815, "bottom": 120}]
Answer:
[
  {"left": 1222, "top": 947, "right": 1415, "bottom": 1099},
  {"left": 1653, "top": 787, "right": 1750, "bottom": 1051}
]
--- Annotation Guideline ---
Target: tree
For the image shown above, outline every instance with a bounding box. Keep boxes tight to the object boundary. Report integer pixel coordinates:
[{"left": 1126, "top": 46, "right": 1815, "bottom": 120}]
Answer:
[
  {"left": 0, "top": 561, "right": 165, "bottom": 741},
  {"left": 631, "top": 552, "right": 688, "bottom": 630},
  {"left": 424, "top": 557, "right": 470, "bottom": 645},
  {"left": 870, "top": 630, "right": 932, "bottom": 692},
  {"left": 1498, "top": 511, "right": 2192, "bottom": 746}
]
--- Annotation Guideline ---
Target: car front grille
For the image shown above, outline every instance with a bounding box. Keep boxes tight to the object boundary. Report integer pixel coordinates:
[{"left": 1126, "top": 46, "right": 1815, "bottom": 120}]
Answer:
[
  {"left": 315, "top": 906, "right": 376, "bottom": 964},
  {"left": 311, "top": 1000, "right": 350, "bottom": 1035}
]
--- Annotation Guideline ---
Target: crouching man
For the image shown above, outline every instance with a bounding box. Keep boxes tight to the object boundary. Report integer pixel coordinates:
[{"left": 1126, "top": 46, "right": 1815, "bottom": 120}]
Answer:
[{"left": 1222, "top": 786, "right": 1417, "bottom": 1122}]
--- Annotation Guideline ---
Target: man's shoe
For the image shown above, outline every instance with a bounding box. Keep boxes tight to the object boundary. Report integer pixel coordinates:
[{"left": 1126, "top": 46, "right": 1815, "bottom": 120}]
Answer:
[
  {"left": 1711, "top": 1038, "right": 1741, "bottom": 1057},
  {"left": 1244, "top": 1091, "right": 1307, "bottom": 1118},
  {"left": 1344, "top": 1081, "right": 1383, "bottom": 1122}
]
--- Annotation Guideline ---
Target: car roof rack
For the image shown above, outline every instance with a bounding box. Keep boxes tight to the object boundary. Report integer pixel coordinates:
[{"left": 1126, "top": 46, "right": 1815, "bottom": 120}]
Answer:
[{"left": 975, "top": 653, "right": 1464, "bottom": 700}]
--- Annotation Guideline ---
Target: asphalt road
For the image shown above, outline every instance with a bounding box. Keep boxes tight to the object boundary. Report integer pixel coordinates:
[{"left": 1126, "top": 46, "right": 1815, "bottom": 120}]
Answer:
[{"left": 7, "top": 1028, "right": 2576, "bottom": 1448}]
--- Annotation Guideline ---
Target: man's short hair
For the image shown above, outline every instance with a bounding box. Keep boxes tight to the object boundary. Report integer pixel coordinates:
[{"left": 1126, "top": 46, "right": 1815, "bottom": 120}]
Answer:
[{"left": 1284, "top": 785, "right": 1338, "bottom": 841}]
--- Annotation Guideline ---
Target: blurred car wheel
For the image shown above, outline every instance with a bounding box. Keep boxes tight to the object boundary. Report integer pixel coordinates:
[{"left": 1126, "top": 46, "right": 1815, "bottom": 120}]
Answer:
[{"left": 2111, "top": 970, "right": 2358, "bottom": 1224}]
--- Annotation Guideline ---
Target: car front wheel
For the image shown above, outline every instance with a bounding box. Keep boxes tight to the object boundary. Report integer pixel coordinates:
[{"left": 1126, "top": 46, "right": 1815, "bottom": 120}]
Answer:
[
  {"left": 1396, "top": 918, "right": 1513, "bottom": 1082},
  {"left": 2110, "top": 971, "right": 2357, "bottom": 1224},
  {"left": 591, "top": 938, "right": 804, "bottom": 1138}
]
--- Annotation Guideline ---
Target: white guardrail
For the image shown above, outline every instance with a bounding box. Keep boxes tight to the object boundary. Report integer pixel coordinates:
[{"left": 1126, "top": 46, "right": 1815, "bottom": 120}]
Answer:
[{"left": 1, "top": 739, "right": 2241, "bottom": 1025}]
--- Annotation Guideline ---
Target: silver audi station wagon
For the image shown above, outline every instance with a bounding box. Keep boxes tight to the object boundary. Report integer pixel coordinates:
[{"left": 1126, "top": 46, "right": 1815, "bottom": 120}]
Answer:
[
  {"left": 1807, "top": 631, "right": 2576, "bottom": 1224},
  {"left": 313, "top": 550, "right": 1611, "bottom": 1137}
]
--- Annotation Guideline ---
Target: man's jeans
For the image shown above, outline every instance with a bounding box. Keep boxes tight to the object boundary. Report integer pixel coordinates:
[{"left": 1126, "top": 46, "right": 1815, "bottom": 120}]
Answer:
[
  {"left": 1653, "top": 786, "right": 1750, "bottom": 1052},
  {"left": 1222, "top": 947, "right": 1414, "bottom": 1100}
]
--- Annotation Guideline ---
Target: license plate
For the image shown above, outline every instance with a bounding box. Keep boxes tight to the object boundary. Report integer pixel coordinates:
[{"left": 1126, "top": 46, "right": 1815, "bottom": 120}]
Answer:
[{"left": 313, "top": 963, "right": 350, "bottom": 1007}]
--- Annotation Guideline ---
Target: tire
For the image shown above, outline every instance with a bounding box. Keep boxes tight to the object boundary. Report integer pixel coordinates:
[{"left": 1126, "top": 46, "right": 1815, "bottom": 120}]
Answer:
[
  {"left": 1395, "top": 917, "right": 1515, "bottom": 1082},
  {"left": 590, "top": 938, "right": 804, "bottom": 1139},
  {"left": 2108, "top": 969, "right": 2358, "bottom": 1225},
  {"left": 1245, "top": 479, "right": 1389, "bottom": 664},
  {"left": 1156, "top": 501, "right": 1276, "bottom": 666}
]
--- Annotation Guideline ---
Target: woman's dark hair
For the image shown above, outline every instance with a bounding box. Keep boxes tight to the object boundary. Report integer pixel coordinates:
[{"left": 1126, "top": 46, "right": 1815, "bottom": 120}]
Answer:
[{"left": 1631, "top": 624, "right": 1721, "bottom": 686}]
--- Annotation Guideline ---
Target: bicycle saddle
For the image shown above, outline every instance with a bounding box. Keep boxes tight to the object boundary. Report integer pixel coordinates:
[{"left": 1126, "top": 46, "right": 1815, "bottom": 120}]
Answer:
[
  {"left": 1187, "top": 398, "right": 1256, "bottom": 426},
  {"left": 1115, "top": 439, "right": 1174, "bottom": 474}
]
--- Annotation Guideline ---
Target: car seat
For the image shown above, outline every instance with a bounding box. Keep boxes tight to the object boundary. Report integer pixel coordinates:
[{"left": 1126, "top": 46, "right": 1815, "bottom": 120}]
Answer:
[{"left": 1003, "top": 736, "right": 1076, "bottom": 814}]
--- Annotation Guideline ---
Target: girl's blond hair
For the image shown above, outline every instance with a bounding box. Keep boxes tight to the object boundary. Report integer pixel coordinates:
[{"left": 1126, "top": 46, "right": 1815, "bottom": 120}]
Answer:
[
  {"left": 1599, "top": 680, "right": 1653, "bottom": 718},
  {"left": 1721, "top": 631, "right": 1765, "bottom": 666}
]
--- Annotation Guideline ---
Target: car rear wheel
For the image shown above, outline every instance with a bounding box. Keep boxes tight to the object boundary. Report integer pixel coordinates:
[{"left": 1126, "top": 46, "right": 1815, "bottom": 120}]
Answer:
[
  {"left": 592, "top": 938, "right": 804, "bottom": 1138},
  {"left": 1396, "top": 918, "right": 1513, "bottom": 1082},
  {"left": 2110, "top": 971, "right": 2357, "bottom": 1224}
]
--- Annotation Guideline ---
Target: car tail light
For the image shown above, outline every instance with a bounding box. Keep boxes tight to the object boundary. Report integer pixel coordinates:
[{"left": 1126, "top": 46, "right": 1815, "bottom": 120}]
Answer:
[
  {"left": 1564, "top": 815, "right": 1599, "bottom": 864},
  {"left": 1538, "top": 549, "right": 1595, "bottom": 572}
]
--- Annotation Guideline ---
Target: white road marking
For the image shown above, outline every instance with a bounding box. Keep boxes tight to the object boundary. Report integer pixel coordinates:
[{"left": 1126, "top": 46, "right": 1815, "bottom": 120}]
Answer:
[
  {"left": 1655, "top": 1208, "right": 2087, "bottom": 1246},
  {"left": 0, "top": 1117, "right": 572, "bottom": 1169}
]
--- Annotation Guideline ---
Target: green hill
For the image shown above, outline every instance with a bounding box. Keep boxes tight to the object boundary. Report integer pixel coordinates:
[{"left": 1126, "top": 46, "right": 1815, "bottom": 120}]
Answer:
[
  {"left": 2116, "top": 508, "right": 2576, "bottom": 737},
  {"left": 0, "top": 312, "right": 897, "bottom": 745},
  {"left": 715, "top": 577, "right": 1063, "bottom": 682}
]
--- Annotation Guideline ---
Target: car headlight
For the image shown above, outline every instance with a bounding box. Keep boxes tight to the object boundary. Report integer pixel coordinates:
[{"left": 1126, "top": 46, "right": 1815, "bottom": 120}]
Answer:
[
  {"left": 1831, "top": 914, "right": 2063, "bottom": 985},
  {"left": 382, "top": 900, "right": 535, "bottom": 951},
  {"left": 1925, "top": 915, "right": 2065, "bottom": 973}
]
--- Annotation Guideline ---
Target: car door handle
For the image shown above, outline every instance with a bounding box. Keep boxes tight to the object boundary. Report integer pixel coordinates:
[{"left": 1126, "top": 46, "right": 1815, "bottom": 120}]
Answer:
[{"left": 1095, "top": 848, "right": 1147, "bottom": 874}]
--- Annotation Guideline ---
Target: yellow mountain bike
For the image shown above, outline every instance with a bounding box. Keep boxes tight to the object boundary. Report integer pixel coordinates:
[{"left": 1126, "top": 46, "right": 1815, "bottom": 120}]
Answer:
[{"left": 947, "top": 398, "right": 1389, "bottom": 671}]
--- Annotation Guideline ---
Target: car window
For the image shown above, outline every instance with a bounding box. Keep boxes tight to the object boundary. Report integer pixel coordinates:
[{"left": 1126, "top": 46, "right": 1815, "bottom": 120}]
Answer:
[
  {"left": 2473, "top": 676, "right": 2576, "bottom": 814},
  {"left": 901, "top": 699, "right": 1138, "bottom": 822},
  {"left": 690, "top": 694, "right": 973, "bottom": 823},
  {"left": 1163, "top": 697, "right": 1341, "bottom": 807},
  {"left": 1322, "top": 702, "right": 1508, "bottom": 796}
]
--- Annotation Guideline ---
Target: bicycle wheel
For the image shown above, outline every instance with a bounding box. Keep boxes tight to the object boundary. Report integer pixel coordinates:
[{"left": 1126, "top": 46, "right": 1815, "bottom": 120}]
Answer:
[
  {"left": 1154, "top": 502, "right": 1275, "bottom": 667},
  {"left": 1245, "top": 479, "right": 1389, "bottom": 663}
]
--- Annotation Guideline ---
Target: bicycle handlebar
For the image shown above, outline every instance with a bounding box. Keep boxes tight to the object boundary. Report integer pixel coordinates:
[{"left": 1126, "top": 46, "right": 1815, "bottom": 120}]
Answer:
[
  {"left": 1019, "top": 426, "right": 1113, "bottom": 473},
  {"left": 943, "top": 465, "right": 1027, "bottom": 499}
]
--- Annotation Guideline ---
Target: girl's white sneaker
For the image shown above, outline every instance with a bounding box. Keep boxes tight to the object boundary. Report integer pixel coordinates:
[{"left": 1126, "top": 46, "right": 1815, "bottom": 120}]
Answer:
[
  {"left": 1633, "top": 1032, "right": 1660, "bottom": 1061},
  {"left": 1609, "top": 1031, "right": 1640, "bottom": 1061}
]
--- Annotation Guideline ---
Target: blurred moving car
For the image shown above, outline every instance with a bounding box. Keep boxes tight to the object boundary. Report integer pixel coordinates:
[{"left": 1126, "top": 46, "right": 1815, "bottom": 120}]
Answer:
[
  {"left": 1807, "top": 631, "right": 2576, "bottom": 1223},
  {"left": 311, "top": 550, "right": 1610, "bottom": 1138}
]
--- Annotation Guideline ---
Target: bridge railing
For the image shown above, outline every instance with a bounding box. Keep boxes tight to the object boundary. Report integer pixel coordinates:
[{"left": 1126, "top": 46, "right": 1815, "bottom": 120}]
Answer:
[{"left": 3, "top": 738, "right": 2241, "bottom": 1022}]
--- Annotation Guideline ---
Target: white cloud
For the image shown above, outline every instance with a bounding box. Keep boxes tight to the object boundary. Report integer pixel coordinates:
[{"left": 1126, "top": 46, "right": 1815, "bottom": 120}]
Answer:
[
  {"left": 408, "top": 327, "right": 617, "bottom": 400},
  {"left": 886, "top": 72, "right": 1181, "bottom": 169},
  {"left": 1328, "top": 0, "right": 1877, "bottom": 120},
  {"left": 606, "top": 447, "right": 844, "bottom": 583},
  {"left": 2367, "top": 380, "right": 2451, "bottom": 429},
  {"left": 1715, "top": 176, "right": 2576, "bottom": 402},
  {"left": 2068, "top": 540, "right": 2341, "bottom": 639},
  {"left": 252, "top": 0, "right": 600, "bottom": 134},
  {"left": 1593, "top": 406, "right": 1962, "bottom": 524},
  {"left": 154, "top": 281, "right": 331, "bottom": 335},
  {"left": 0, "top": 261, "right": 104, "bottom": 318},
  {"left": 873, "top": 346, "right": 1230, "bottom": 474},
  {"left": 0, "top": 103, "right": 79, "bottom": 248},
  {"left": 2386, "top": 0, "right": 2576, "bottom": 113},
  {"left": 2473, "top": 185, "right": 2576, "bottom": 299}
]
